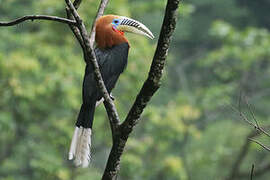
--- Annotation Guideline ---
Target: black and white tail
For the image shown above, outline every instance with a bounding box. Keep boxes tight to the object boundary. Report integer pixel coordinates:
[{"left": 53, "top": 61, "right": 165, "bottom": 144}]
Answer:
[
  {"left": 68, "top": 126, "right": 92, "bottom": 167},
  {"left": 68, "top": 101, "right": 96, "bottom": 167}
]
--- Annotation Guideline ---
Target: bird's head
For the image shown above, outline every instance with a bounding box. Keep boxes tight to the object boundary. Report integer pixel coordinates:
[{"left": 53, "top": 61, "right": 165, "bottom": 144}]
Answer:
[{"left": 95, "top": 15, "right": 154, "bottom": 49}]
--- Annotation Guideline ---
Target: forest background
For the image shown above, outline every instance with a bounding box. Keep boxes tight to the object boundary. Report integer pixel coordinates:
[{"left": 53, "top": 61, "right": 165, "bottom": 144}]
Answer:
[{"left": 1, "top": 0, "right": 270, "bottom": 179}]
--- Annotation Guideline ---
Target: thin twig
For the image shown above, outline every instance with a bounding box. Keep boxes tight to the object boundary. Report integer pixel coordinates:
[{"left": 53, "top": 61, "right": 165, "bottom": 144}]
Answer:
[
  {"left": 244, "top": 97, "right": 259, "bottom": 128},
  {"left": 230, "top": 104, "right": 256, "bottom": 128},
  {"left": 250, "top": 164, "right": 255, "bottom": 180},
  {"left": 226, "top": 131, "right": 260, "bottom": 180},
  {"left": 88, "top": 0, "right": 110, "bottom": 105},
  {"left": 66, "top": 9, "right": 86, "bottom": 51},
  {"left": 89, "top": 0, "right": 109, "bottom": 45},
  {"left": 249, "top": 138, "right": 270, "bottom": 152},
  {"left": 238, "top": 91, "right": 242, "bottom": 117},
  {"left": 237, "top": 163, "right": 270, "bottom": 178},
  {"left": 244, "top": 96, "right": 270, "bottom": 138},
  {"left": 66, "top": 0, "right": 111, "bottom": 105},
  {"left": 65, "top": 0, "right": 87, "bottom": 59},
  {"left": 231, "top": 100, "right": 270, "bottom": 139},
  {"left": 232, "top": 95, "right": 270, "bottom": 154},
  {"left": 0, "top": 15, "right": 76, "bottom": 26}
]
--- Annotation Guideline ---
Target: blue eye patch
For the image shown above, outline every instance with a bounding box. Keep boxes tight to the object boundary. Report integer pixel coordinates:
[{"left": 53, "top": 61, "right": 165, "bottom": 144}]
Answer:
[{"left": 112, "top": 19, "right": 121, "bottom": 26}]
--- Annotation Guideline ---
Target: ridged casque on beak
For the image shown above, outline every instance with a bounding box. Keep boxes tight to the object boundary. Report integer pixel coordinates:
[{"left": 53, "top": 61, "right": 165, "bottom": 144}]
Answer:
[{"left": 116, "top": 16, "right": 154, "bottom": 39}]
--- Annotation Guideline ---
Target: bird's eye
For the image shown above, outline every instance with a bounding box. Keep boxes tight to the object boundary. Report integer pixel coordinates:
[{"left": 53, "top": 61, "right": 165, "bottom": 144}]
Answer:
[{"left": 113, "top": 20, "right": 119, "bottom": 24}]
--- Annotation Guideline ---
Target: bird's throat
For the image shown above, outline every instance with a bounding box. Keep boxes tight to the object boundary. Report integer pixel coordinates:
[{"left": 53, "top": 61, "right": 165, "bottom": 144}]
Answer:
[{"left": 112, "top": 26, "right": 124, "bottom": 36}]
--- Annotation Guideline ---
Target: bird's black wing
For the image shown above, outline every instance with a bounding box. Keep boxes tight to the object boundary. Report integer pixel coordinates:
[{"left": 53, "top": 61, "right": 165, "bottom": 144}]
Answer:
[
  {"left": 76, "top": 43, "right": 129, "bottom": 128},
  {"left": 82, "top": 42, "right": 129, "bottom": 101},
  {"left": 95, "top": 42, "right": 129, "bottom": 99}
]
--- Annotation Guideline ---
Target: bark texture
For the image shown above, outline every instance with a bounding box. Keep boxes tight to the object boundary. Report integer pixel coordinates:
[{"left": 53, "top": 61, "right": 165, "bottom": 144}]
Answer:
[{"left": 102, "top": 0, "right": 181, "bottom": 179}]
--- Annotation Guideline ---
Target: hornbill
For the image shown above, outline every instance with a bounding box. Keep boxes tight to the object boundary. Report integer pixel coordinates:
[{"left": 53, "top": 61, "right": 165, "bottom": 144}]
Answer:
[{"left": 68, "top": 15, "right": 154, "bottom": 167}]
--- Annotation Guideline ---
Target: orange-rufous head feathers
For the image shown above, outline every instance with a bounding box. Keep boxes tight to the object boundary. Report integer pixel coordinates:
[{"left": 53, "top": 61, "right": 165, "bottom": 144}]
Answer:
[{"left": 95, "top": 15, "right": 154, "bottom": 49}]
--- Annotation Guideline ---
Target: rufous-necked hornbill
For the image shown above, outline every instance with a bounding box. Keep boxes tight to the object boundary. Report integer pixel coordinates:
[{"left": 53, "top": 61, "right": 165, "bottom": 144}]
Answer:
[{"left": 68, "top": 15, "right": 154, "bottom": 167}]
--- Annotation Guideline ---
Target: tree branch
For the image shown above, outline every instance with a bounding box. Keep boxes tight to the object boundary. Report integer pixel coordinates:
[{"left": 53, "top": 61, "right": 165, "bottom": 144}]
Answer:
[
  {"left": 87, "top": 0, "right": 120, "bottom": 133},
  {"left": 0, "top": 15, "right": 76, "bottom": 26},
  {"left": 249, "top": 138, "right": 270, "bottom": 152},
  {"left": 89, "top": 0, "right": 109, "bottom": 45},
  {"left": 231, "top": 94, "right": 270, "bottom": 153},
  {"left": 121, "top": 0, "right": 180, "bottom": 135},
  {"left": 66, "top": 0, "right": 112, "bottom": 107},
  {"left": 102, "top": 0, "right": 181, "bottom": 179},
  {"left": 66, "top": 10, "right": 85, "bottom": 51},
  {"left": 73, "top": 0, "right": 82, "bottom": 9},
  {"left": 66, "top": 1, "right": 85, "bottom": 53},
  {"left": 244, "top": 96, "right": 270, "bottom": 138},
  {"left": 250, "top": 164, "right": 255, "bottom": 180},
  {"left": 226, "top": 131, "right": 259, "bottom": 180},
  {"left": 65, "top": 0, "right": 120, "bottom": 134},
  {"left": 228, "top": 95, "right": 270, "bottom": 179},
  {"left": 237, "top": 163, "right": 270, "bottom": 178}
]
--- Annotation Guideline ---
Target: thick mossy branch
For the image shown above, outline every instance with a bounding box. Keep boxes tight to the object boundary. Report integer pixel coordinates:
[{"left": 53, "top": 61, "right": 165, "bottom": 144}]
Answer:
[
  {"left": 102, "top": 0, "right": 181, "bottom": 179},
  {"left": 122, "top": 0, "right": 180, "bottom": 135}
]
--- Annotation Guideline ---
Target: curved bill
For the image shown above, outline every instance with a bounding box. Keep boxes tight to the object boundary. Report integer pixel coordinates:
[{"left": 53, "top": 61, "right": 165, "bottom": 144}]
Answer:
[{"left": 117, "top": 16, "right": 154, "bottom": 39}]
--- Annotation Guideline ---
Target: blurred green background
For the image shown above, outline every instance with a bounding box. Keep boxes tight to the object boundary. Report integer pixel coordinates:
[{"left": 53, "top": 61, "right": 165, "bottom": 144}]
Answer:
[{"left": 1, "top": 0, "right": 270, "bottom": 179}]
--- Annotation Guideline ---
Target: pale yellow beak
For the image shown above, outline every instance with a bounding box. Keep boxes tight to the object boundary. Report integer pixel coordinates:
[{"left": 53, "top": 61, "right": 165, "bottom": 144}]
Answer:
[{"left": 116, "top": 16, "right": 154, "bottom": 39}]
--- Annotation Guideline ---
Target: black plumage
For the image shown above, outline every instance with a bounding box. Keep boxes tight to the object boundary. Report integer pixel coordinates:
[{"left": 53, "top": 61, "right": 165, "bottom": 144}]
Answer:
[{"left": 75, "top": 42, "right": 129, "bottom": 129}]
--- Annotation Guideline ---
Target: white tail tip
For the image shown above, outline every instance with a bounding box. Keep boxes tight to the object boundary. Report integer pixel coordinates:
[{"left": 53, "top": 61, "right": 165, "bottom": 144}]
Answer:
[{"left": 68, "top": 127, "right": 92, "bottom": 168}]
